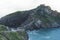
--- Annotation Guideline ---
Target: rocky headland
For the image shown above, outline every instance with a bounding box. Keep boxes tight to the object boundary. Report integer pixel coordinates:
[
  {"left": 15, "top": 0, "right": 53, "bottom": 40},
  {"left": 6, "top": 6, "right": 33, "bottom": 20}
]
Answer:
[{"left": 0, "top": 4, "right": 60, "bottom": 40}]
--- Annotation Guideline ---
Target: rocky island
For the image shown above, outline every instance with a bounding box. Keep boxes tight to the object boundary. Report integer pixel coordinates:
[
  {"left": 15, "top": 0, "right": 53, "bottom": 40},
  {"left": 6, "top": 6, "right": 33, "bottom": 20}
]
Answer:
[{"left": 0, "top": 4, "right": 60, "bottom": 40}]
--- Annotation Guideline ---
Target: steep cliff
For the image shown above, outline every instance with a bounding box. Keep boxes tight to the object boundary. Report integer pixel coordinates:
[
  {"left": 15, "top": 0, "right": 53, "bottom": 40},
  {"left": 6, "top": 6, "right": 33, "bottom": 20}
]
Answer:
[{"left": 0, "top": 4, "right": 60, "bottom": 30}]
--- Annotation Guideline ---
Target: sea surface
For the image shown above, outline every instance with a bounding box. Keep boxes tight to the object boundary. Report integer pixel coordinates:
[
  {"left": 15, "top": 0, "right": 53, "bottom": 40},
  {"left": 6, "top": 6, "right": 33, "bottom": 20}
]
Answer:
[{"left": 28, "top": 28, "right": 60, "bottom": 40}]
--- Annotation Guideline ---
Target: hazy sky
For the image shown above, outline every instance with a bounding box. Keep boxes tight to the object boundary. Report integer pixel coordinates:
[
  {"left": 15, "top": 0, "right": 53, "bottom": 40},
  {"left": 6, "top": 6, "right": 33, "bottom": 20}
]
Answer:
[{"left": 0, "top": 0, "right": 60, "bottom": 18}]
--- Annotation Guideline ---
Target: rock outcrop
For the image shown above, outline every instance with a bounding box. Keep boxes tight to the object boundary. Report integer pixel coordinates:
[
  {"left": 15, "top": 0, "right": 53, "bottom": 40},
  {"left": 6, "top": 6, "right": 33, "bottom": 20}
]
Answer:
[{"left": 0, "top": 4, "right": 60, "bottom": 30}]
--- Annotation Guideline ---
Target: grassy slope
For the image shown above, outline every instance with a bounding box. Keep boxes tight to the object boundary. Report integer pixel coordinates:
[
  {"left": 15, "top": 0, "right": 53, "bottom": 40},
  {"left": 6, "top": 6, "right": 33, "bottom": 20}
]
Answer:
[{"left": 0, "top": 25, "right": 27, "bottom": 40}]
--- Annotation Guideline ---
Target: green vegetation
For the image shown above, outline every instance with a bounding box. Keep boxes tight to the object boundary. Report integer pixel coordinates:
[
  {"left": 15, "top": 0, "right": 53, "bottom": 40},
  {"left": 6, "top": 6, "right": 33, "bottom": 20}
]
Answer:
[
  {"left": 0, "top": 25, "right": 28, "bottom": 40},
  {"left": 0, "top": 25, "right": 8, "bottom": 32}
]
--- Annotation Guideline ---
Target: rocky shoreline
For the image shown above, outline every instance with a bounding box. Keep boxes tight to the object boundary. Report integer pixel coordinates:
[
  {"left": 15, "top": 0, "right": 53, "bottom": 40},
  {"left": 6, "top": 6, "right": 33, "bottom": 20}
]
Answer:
[{"left": 0, "top": 4, "right": 60, "bottom": 40}]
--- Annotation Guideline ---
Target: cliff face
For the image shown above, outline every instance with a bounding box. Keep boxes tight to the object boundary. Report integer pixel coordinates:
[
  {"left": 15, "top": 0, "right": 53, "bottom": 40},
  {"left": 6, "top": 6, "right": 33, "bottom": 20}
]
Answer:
[{"left": 0, "top": 4, "right": 60, "bottom": 30}]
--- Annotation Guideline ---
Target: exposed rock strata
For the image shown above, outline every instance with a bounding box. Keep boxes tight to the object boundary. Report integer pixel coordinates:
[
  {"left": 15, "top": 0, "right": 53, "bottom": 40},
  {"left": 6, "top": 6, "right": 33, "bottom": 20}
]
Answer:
[{"left": 0, "top": 4, "right": 60, "bottom": 30}]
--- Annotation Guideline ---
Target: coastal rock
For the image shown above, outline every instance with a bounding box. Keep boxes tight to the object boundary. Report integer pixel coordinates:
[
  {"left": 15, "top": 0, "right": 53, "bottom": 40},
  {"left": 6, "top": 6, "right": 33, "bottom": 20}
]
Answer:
[{"left": 0, "top": 4, "right": 60, "bottom": 30}]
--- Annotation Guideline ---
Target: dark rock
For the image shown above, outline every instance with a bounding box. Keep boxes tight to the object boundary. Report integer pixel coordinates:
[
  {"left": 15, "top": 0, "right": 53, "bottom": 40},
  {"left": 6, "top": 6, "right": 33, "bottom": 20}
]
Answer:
[
  {"left": 0, "top": 11, "right": 30, "bottom": 28},
  {"left": 0, "top": 4, "right": 60, "bottom": 30}
]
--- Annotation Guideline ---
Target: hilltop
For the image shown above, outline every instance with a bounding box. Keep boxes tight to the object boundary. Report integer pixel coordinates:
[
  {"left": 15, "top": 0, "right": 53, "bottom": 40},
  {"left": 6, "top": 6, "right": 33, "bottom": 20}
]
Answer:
[{"left": 0, "top": 4, "right": 60, "bottom": 30}]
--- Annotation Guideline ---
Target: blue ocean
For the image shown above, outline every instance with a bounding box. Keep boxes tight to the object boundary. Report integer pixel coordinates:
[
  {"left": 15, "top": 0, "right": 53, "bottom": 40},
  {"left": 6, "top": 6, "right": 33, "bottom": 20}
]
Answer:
[{"left": 28, "top": 28, "right": 60, "bottom": 40}]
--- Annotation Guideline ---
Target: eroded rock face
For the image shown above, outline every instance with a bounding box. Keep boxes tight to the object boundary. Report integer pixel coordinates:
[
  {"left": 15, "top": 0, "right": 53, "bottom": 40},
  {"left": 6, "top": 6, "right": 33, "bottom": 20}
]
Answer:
[
  {"left": 0, "top": 4, "right": 60, "bottom": 30},
  {"left": 0, "top": 25, "right": 28, "bottom": 40}
]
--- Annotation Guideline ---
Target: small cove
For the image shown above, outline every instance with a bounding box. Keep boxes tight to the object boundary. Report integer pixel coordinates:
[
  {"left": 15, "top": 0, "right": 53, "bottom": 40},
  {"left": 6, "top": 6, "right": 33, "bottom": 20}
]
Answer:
[{"left": 28, "top": 28, "right": 60, "bottom": 40}]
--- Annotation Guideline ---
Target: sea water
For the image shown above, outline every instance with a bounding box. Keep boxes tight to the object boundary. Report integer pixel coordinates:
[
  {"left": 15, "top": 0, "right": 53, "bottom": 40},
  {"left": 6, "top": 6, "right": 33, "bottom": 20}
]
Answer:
[{"left": 28, "top": 28, "right": 60, "bottom": 40}]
